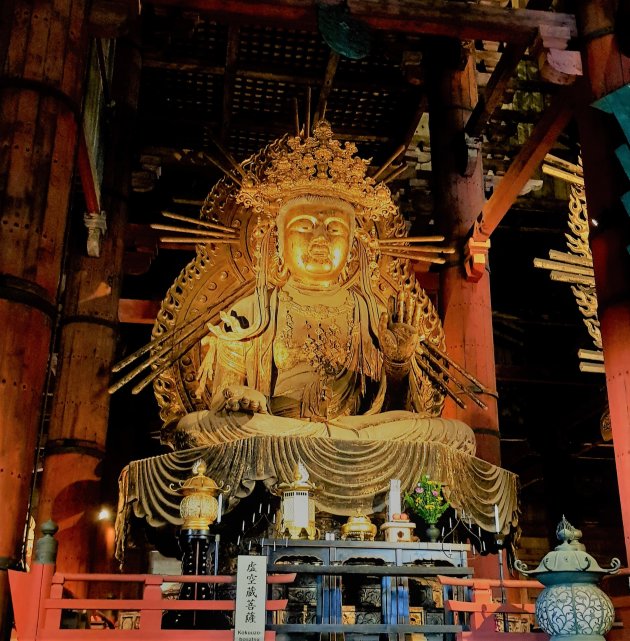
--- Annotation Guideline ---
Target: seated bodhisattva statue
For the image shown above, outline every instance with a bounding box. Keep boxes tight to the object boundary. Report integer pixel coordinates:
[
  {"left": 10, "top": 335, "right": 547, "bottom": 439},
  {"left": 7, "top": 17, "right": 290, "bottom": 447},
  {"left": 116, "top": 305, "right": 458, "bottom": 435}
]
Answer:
[{"left": 114, "top": 121, "right": 518, "bottom": 537}]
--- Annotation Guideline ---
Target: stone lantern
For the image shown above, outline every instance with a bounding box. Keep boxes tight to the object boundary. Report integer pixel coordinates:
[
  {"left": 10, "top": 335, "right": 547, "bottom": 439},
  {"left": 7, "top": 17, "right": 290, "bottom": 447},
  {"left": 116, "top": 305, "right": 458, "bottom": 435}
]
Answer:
[{"left": 515, "top": 516, "right": 620, "bottom": 640}]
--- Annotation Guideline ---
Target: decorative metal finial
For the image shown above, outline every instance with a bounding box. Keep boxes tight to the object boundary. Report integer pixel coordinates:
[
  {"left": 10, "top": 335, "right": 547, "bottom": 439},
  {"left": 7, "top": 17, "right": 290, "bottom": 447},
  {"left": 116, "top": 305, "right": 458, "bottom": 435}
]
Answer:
[{"left": 35, "top": 520, "right": 59, "bottom": 564}]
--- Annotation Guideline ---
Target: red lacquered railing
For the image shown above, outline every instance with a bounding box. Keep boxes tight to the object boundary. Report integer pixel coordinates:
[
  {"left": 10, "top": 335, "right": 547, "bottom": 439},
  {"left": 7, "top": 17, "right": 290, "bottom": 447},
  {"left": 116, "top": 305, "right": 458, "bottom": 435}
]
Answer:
[
  {"left": 9, "top": 563, "right": 295, "bottom": 641},
  {"left": 438, "top": 575, "right": 548, "bottom": 641}
]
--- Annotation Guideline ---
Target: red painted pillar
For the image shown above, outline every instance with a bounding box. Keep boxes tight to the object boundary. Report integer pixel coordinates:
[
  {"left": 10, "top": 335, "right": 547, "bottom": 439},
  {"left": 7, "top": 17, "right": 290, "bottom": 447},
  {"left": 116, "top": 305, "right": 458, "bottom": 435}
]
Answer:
[
  {"left": 425, "top": 39, "right": 500, "bottom": 580},
  {"left": 576, "top": 0, "right": 630, "bottom": 564},
  {"left": 37, "top": 25, "right": 141, "bottom": 589},
  {"left": 0, "top": 0, "right": 90, "bottom": 626},
  {"left": 425, "top": 40, "right": 501, "bottom": 465}
]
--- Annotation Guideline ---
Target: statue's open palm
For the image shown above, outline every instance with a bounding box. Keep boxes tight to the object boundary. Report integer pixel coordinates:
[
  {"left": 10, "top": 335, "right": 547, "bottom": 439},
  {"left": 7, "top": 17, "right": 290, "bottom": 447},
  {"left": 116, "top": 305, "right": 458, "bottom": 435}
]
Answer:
[{"left": 378, "top": 294, "right": 422, "bottom": 363}]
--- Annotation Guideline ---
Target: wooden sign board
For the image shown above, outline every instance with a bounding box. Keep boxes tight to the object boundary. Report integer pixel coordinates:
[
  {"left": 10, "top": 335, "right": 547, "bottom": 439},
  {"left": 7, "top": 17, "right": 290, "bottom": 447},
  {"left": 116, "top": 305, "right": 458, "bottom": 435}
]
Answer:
[{"left": 234, "top": 555, "right": 267, "bottom": 641}]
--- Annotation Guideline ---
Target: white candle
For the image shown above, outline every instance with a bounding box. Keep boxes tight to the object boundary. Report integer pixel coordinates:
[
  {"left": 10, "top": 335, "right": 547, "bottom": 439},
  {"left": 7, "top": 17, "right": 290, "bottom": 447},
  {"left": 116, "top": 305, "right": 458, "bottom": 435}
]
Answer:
[
  {"left": 248, "top": 540, "right": 252, "bottom": 551},
  {"left": 267, "top": 504, "right": 271, "bottom": 514},
  {"left": 273, "top": 540, "right": 276, "bottom": 551},
  {"left": 259, "top": 503, "right": 262, "bottom": 514},
  {"left": 217, "top": 494, "right": 223, "bottom": 523},
  {"left": 242, "top": 520, "right": 245, "bottom": 532},
  {"left": 252, "top": 512, "right": 256, "bottom": 523},
  {"left": 494, "top": 504, "right": 500, "bottom": 534},
  {"left": 237, "top": 535, "right": 241, "bottom": 545}
]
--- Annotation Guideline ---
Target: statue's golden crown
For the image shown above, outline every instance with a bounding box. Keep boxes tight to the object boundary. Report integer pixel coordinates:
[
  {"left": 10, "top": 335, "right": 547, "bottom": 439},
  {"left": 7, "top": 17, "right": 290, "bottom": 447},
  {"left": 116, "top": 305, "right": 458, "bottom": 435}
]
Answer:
[{"left": 236, "top": 120, "right": 396, "bottom": 222}]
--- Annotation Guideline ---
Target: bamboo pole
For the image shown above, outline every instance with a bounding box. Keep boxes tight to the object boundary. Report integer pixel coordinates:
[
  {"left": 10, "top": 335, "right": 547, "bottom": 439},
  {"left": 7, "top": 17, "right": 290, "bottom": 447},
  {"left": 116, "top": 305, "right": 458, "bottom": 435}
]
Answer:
[
  {"left": 372, "top": 144, "right": 406, "bottom": 181},
  {"left": 150, "top": 223, "right": 237, "bottom": 238},
  {"left": 414, "top": 356, "right": 467, "bottom": 409},
  {"left": 159, "top": 236, "right": 239, "bottom": 244},
  {"left": 380, "top": 251, "right": 446, "bottom": 264},
  {"left": 161, "top": 211, "right": 237, "bottom": 233},
  {"left": 380, "top": 235, "right": 446, "bottom": 244},
  {"left": 110, "top": 281, "right": 254, "bottom": 377}
]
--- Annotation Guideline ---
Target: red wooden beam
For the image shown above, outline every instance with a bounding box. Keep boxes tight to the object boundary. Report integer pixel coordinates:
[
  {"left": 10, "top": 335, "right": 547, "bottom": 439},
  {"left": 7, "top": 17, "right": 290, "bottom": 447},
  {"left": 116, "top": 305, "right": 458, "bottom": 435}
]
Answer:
[
  {"left": 77, "top": 129, "right": 100, "bottom": 213},
  {"left": 118, "top": 299, "right": 161, "bottom": 324},
  {"left": 145, "top": 0, "right": 576, "bottom": 44},
  {"left": 472, "top": 84, "right": 577, "bottom": 243}
]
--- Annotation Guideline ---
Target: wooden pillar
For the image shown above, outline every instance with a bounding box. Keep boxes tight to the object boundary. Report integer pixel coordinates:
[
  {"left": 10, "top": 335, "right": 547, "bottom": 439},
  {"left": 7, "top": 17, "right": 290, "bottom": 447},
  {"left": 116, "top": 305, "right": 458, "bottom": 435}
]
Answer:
[
  {"left": 37, "top": 27, "right": 141, "bottom": 588},
  {"left": 425, "top": 39, "right": 501, "bottom": 466},
  {"left": 0, "top": 0, "right": 90, "bottom": 624},
  {"left": 575, "top": 0, "right": 630, "bottom": 564}
]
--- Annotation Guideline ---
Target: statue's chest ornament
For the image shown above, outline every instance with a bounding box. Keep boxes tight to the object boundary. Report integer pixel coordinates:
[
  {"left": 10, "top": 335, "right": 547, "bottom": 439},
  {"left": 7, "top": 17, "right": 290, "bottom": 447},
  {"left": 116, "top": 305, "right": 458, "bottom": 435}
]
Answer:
[{"left": 275, "top": 291, "right": 355, "bottom": 374}]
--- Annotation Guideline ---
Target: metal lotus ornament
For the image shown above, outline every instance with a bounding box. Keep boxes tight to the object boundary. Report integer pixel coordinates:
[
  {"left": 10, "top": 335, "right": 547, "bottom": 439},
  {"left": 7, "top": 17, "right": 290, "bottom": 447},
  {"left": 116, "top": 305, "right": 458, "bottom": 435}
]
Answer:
[
  {"left": 515, "top": 516, "right": 620, "bottom": 641},
  {"left": 177, "top": 459, "right": 229, "bottom": 530},
  {"left": 341, "top": 510, "right": 377, "bottom": 541}
]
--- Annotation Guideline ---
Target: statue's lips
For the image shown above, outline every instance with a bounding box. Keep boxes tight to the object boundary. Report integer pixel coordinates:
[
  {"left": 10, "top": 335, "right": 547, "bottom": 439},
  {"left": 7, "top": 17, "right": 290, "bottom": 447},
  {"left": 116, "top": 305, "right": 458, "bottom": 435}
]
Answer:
[{"left": 306, "top": 243, "right": 331, "bottom": 262}]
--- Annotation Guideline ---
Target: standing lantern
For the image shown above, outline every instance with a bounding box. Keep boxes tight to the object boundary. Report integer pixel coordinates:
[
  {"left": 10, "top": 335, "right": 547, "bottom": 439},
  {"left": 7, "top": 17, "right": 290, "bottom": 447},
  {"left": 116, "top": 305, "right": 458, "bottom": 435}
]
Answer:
[
  {"left": 515, "top": 516, "right": 620, "bottom": 641},
  {"left": 178, "top": 459, "right": 227, "bottom": 529},
  {"left": 273, "top": 460, "right": 319, "bottom": 540},
  {"left": 168, "top": 459, "right": 230, "bottom": 629}
]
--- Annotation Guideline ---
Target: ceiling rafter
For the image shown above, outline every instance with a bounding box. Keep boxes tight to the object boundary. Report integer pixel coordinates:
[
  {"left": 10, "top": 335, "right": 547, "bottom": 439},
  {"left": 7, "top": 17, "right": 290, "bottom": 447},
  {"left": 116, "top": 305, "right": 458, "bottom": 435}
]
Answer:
[
  {"left": 314, "top": 51, "right": 340, "bottom": 124},
  {"left": 471, "top": 84, "right": 577, "bottom": 243},
  {"left": 221, "top": 25, "right": 240, "bottom": 142}
]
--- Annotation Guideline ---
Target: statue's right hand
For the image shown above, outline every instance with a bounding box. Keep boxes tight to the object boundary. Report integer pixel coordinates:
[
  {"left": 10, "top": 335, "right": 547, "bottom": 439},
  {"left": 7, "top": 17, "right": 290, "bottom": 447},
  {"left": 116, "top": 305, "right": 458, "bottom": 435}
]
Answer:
[{"left": 223, "top": 385, "right": 269, "bottom": 414}]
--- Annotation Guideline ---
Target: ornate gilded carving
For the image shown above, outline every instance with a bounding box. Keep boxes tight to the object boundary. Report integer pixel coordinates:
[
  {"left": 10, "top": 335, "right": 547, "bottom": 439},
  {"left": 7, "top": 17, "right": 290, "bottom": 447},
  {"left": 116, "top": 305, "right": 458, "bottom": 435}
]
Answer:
[
  {"left": 111, "top": 121, "right": 521, "bottom": 534},
  {"left": 534, "top": 155, "right": 603, "bottom": 373},
  {"left": 148, "top": 121, "right": 449, "bottom": 429}
]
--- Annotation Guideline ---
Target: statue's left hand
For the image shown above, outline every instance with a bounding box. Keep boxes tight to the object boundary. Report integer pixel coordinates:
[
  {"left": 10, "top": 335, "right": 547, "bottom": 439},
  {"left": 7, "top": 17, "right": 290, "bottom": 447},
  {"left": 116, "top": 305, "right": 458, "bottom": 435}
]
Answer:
[
  {"left": 378, "top": 293, "right": 422, "bottom": 365},
  {"left": 379, "top": 313, "right": 418, "bottom": 364}
]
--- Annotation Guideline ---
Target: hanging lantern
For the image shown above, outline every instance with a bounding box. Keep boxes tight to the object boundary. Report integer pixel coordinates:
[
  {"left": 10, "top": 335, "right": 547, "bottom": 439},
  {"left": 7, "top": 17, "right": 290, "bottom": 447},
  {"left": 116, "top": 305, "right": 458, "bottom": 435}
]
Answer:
[{"left": 273, "top": 460, "right": 320, "bottom": 540}]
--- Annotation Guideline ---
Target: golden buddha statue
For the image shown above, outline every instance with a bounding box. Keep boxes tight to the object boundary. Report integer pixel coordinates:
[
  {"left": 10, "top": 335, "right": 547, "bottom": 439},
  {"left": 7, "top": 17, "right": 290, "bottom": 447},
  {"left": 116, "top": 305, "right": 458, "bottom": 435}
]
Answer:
[
  {"left": 113, "top": 122, "right": 518, "bottom": 552},
  {"left": 172, "top": 188, "right": 475, "bottom": 454}
]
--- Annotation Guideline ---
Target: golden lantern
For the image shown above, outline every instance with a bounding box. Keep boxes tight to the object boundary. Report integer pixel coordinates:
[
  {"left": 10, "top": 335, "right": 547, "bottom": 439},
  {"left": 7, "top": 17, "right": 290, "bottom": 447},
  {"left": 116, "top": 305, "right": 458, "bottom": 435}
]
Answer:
[{"left": 178, "top": 459, "right": 228, "bottom": 530}]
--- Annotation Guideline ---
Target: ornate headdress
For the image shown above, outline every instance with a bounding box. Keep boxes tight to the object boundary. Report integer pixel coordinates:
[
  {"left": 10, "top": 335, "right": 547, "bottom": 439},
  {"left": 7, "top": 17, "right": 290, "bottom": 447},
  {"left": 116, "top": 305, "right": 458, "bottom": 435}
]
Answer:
[{"left": 236, "top": 120, "right": 397, "bottom": 224}]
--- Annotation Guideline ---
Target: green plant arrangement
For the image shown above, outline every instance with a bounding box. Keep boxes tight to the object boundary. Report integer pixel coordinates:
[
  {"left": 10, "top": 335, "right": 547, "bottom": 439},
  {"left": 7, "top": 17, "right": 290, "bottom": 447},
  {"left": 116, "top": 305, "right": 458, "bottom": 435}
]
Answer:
[{"left": 404, "top": 474, "right": 450, "bottom": 542}]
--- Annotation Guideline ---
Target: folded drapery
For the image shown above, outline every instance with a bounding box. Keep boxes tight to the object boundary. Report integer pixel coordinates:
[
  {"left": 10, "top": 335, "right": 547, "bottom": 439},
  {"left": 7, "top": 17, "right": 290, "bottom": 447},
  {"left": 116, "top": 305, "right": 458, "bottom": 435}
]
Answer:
[{"left": 115, "top": 432, "right": 518, "bottom": 564}]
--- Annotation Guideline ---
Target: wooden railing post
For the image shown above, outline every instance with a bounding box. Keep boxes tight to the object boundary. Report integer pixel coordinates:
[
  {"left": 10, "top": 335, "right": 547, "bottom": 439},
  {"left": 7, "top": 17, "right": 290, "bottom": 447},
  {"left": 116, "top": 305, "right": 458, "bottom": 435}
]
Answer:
[
  {"left": 43, "top": 575, "right": 64, "bottom": 631},
  {"left": 140, "top": 575, "right": 165, "bottom": 632},
  {"left": 469, "top": 579, "right": 492, "bottom": 632}
]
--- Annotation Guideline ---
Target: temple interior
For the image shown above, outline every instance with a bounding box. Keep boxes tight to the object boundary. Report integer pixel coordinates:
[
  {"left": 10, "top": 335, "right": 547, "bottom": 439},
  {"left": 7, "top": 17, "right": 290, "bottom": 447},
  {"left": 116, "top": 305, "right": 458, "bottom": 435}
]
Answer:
[{"left": 1, "top": 0, "right": 630, "bottom": 639}]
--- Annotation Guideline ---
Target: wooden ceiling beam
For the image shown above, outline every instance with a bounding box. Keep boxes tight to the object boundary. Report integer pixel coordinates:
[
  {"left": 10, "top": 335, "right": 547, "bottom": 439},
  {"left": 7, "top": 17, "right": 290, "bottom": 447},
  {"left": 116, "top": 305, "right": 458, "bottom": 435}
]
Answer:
[
  {"left": 141, "top": 115, "right": 391, "bottom": 147},
  {"left": 221, "top": 25, "right": 240, "bottom": 143},
  {"left": 142, "top": 55, "right": 408, "bottom": 93},
  {"left": 471, "top": 84, "right": 577, "bottom": 242},
  {"left": 145, "top": 0, "right": 576, "bottom": 44},
  {"left": 465, "top": 42, "right": 529, "bottom": 139},
  {"left": 314, "top": 51, "right": 340, "bottom": 123},
  {"left": 143, "top": 57, "right": 224, "bottom": 75},
  {"left": 348, "top": 0, "right": 577, "bottom": 44}
]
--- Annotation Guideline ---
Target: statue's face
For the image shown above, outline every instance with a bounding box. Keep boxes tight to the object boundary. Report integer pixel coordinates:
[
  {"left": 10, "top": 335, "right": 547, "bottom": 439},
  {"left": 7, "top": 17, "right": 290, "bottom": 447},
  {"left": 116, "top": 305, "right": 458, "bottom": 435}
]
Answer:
[{"left": 280, "top": 201, "right": 353, "bottom": 288}]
